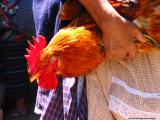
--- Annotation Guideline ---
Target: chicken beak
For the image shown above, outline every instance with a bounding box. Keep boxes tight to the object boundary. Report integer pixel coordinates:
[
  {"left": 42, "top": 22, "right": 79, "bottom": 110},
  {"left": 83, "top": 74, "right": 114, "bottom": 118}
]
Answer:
[{"left": 30, "top": 72, "right": 40, "bottom": 82}]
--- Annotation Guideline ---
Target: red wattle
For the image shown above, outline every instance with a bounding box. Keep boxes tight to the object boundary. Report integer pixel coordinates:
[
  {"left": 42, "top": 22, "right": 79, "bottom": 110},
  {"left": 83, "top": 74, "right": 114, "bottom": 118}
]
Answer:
[
  {"left": 38, "top": 73, "right": 58, "bottom": 90},
  {"left": 37, "top": 58, "right": 59, "bottom": 90}
]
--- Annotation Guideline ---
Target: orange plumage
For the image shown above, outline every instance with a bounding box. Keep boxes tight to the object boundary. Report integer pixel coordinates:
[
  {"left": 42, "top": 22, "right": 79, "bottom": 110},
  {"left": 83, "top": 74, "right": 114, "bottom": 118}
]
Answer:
[{"left": 41, "top": 24, "right": 105, "bottom": 77}]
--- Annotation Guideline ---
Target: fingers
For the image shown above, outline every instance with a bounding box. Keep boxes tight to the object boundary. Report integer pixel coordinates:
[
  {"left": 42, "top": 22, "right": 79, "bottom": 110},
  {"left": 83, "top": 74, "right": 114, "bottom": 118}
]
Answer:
[
  {"left": 105, "top": 43, "right": 136, "bottom": 61},
  {"left": 132, "top": 25, "right": 147, "bottom": 43},
  {"left": 102, "top": 20, "right": 142, "bottom": 61}
]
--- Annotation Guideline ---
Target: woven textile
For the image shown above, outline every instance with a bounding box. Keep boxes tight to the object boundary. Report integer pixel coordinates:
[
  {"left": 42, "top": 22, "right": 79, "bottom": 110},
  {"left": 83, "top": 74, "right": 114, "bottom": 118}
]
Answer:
[
  {"left": 78, "top": 79, "right": 88, "bottom": 120},
  {"left": 87, "top": 52, "right": 160, "bottom": 120},
  {"left": 0, "top": 40, "right": 29, "bottom": 99},
  {"left": 86, "top": 61, "right": 114, "bottom": 120},
  {"left": 41, "top": 79, "right": 64, "bottom": 120},
  {"left": 10, "top": 0, "right": 35, "bottom": 35},
  {"left": 0, "top": 84, "right": 5, "bottom": 108},
  {"left": 34, "top": 88, "right": 52, "bottom": 114},
  {"left": 38, "top": 78, "right": 87, "bottom": 120}
]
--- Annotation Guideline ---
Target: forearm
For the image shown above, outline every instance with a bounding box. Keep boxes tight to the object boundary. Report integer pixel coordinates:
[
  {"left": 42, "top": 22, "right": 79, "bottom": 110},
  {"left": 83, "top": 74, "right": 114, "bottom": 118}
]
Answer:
[{"left": 78, "top": 0, "right": 123, "bottom": 30}]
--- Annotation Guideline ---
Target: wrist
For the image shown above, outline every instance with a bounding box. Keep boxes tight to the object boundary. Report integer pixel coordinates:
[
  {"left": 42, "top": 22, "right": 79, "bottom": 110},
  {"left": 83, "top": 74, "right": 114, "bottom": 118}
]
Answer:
[
  {"left": 100, "top": 13, "right": 126, "bottom": 32},
  {"left": 93, "top": 0, "right": 123, "bottom": 31}
]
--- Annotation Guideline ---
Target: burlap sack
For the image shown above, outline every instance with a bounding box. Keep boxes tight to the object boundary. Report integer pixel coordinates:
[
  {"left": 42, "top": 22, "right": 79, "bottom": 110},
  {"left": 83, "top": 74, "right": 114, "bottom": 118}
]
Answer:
[{"left": 87, "top": 52, "right": 160, "bottom": 120}]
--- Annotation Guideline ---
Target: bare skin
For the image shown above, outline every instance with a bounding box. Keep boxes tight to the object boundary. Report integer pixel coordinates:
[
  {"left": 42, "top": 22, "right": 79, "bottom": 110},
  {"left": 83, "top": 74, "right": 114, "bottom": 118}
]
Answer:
[{"left": 79, "top": 0, "right": 146, "bottom": 60}]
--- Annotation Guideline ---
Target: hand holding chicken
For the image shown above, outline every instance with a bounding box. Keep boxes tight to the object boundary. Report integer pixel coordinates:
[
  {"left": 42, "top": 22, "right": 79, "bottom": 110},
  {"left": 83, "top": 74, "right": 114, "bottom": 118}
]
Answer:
[{"left": 25, "top": 0, "right": 160, "bottom": 90}]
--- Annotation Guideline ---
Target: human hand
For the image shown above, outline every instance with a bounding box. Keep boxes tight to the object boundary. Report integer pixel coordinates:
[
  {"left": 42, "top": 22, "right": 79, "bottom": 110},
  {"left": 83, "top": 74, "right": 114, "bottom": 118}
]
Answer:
[
  {"left": 78, "top": 0, "right": 146, "bottom": 60},
  {"left": 101, "top": 15, "right": 146, "bottom": 60}
]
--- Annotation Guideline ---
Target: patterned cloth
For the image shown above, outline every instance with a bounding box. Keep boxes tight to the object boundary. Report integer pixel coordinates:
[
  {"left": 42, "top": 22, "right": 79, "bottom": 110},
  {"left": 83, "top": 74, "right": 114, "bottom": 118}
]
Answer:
[
  {"left": 10, "top": 0, "right": 35, "bottom": 36},
  {"left": 41, "top": 78, "right": 64, "bottom": 120},
  {"left": 78, "top": 79, "right": 88, "bottom": 120},
  {"left": 0, "top": 39, "right": 29, "bottom": 100},
  {"left": 35, "top": 77, "right": 87, "bottom": 120},
  {"left": 0, "top": 0, "right": 30, "bottom": 100},
  {"left": 37, "top": 78, "right": 87, "bottom": 120},
  {"left": 0, "top": 0, "right": 19, "bottom": 16}
]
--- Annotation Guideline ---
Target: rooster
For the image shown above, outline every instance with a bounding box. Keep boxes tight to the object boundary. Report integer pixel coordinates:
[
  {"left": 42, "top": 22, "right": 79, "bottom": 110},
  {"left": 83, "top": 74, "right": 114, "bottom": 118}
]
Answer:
[
  {"left": 25, "top": 23, "right": 105, "bottom": 89},
  {"left": 25, "top": 0, "right": 160, "bottom": 90}
]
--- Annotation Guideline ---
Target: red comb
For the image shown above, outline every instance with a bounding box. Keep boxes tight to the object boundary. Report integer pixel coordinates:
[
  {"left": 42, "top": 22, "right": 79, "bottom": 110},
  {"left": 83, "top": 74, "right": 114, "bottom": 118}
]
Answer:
[{"left": 24, "top": 35, "right": 46, "bottom": 74}]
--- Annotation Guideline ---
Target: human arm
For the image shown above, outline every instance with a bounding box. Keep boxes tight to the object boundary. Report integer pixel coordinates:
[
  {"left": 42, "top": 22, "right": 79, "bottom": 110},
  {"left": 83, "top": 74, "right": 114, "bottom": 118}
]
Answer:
[{"left": 78, "top": 0, "right": 146, "bottom": 60}]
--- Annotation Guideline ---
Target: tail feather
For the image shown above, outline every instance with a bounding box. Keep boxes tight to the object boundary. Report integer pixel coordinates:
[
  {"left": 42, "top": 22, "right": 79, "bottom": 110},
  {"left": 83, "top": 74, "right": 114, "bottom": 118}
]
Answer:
[{"left": 24, "top": 35, "right": 47, "bottom": 74}]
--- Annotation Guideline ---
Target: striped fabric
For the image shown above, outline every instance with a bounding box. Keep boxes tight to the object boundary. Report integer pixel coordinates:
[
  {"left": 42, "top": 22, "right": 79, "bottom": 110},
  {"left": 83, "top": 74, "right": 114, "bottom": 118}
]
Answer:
[
  {"left": 41, "top": 79, "right": 64, "bottom": 120},
  {"left": 39, "top": 78, "right": 87, "bottom": 120},
  {"left": 64, "top": 78, "right": 78, "bottom": 120},
  {"left": 10, "top": 0, "right": 35, "bottom": 35},
  {"left": 34, "top": 88, "right": 53, "bottom": 114},
  {"left": 78, "top": 80, "right": 88, "bottom": 120},
  {"left": 0, "top": 83, "right": 5, "bottom": 108},
  {"left": 63, "top": 78, "right": 76, "bottom": 118},
  {"left": 0, "top": 40, "right": 29, "bottom": 99}
]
